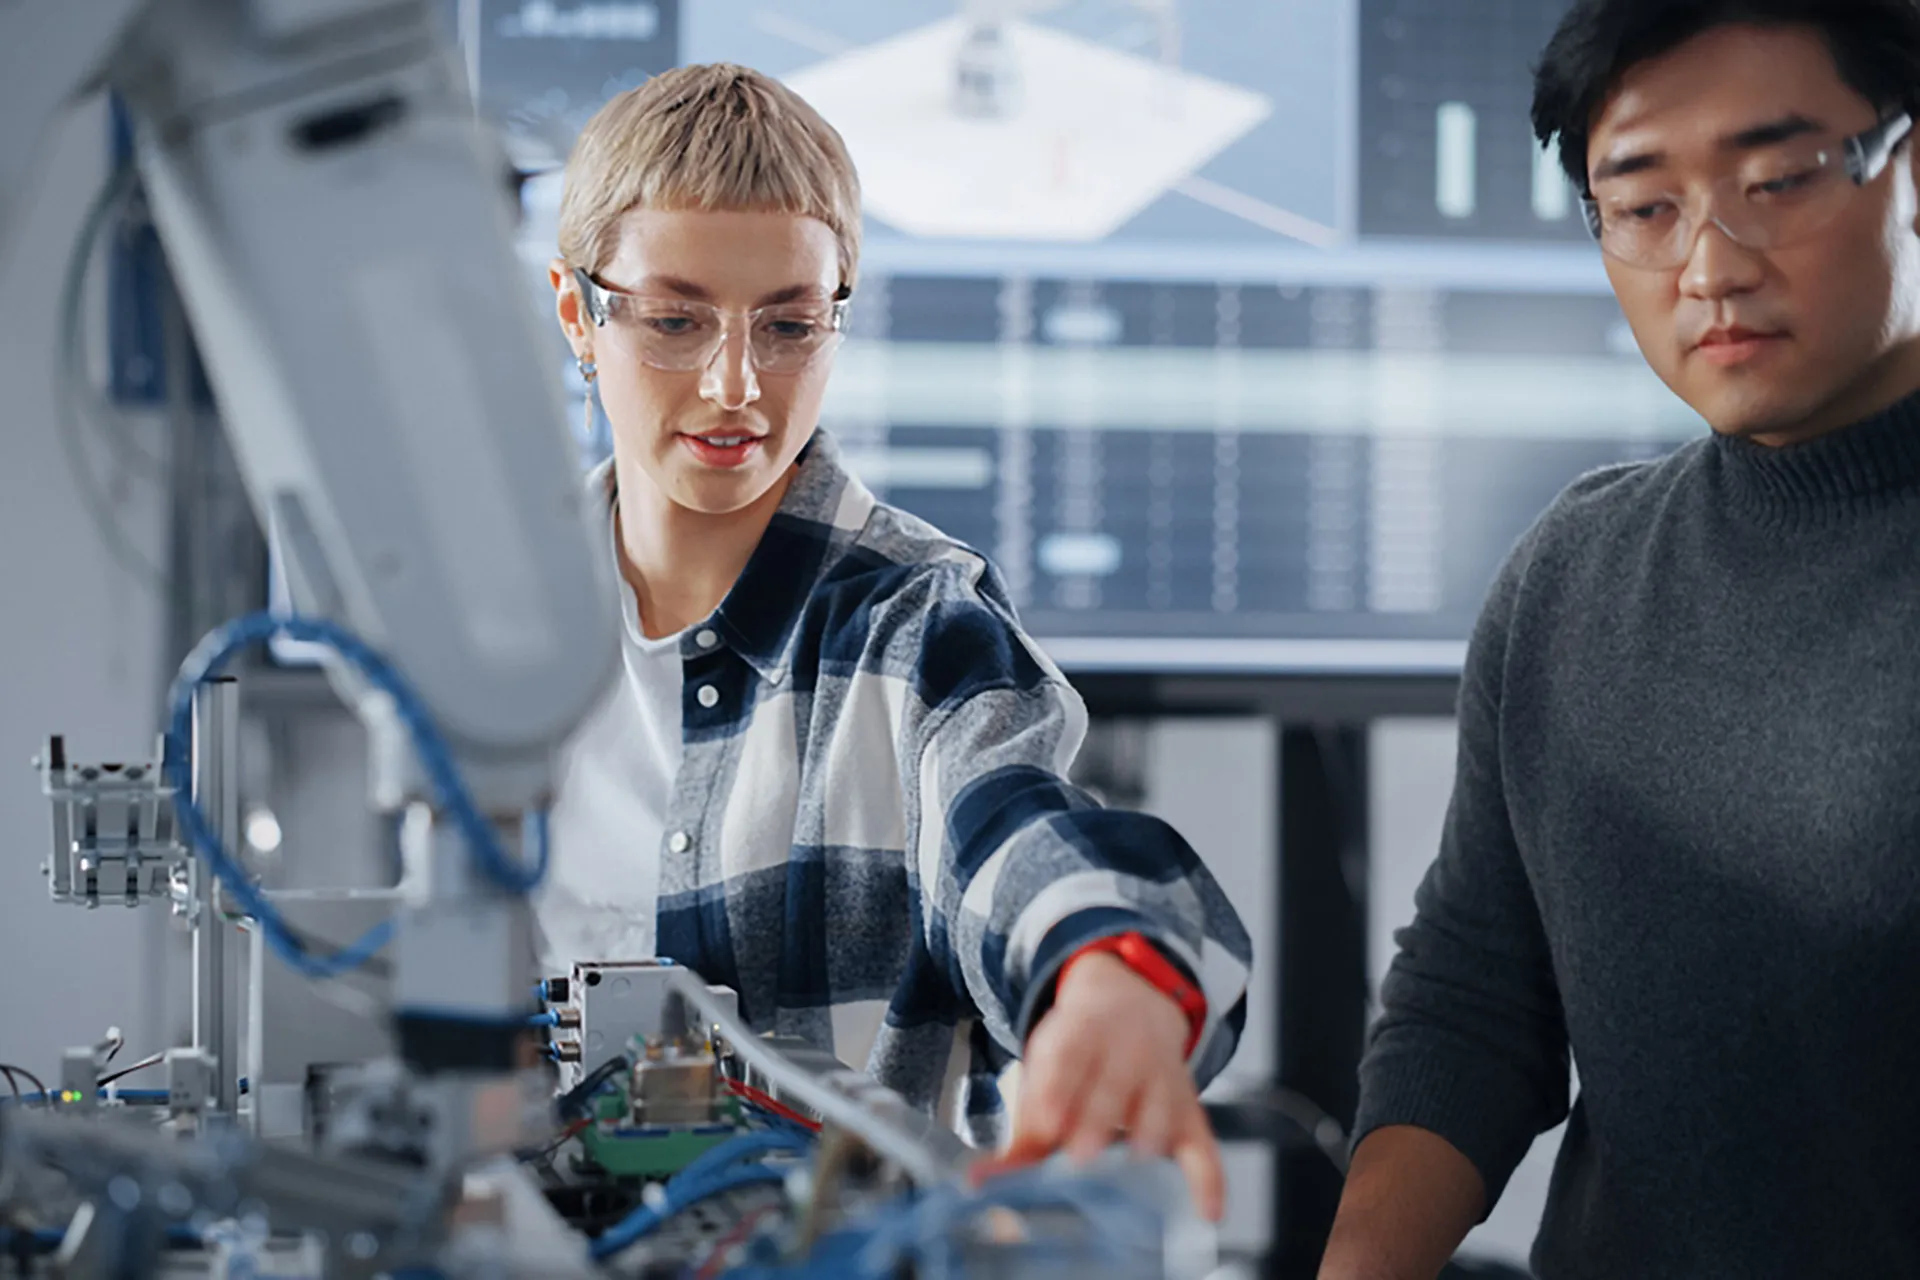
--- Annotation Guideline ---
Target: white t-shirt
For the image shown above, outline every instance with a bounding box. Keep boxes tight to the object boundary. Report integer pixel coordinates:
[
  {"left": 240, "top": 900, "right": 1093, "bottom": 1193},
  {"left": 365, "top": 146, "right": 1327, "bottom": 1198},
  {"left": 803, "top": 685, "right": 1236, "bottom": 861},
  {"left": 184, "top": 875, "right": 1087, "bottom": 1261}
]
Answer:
[{"left": 534, "top": 503, "right": 682, "bottom": 970}]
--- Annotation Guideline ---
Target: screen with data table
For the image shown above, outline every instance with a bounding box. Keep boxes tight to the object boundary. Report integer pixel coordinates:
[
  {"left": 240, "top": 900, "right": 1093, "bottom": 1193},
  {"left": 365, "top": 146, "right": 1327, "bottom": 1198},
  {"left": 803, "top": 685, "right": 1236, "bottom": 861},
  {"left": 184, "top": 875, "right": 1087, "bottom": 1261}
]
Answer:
[{"left": 446, "top": 0, "right": 1703, "bottom": 673}]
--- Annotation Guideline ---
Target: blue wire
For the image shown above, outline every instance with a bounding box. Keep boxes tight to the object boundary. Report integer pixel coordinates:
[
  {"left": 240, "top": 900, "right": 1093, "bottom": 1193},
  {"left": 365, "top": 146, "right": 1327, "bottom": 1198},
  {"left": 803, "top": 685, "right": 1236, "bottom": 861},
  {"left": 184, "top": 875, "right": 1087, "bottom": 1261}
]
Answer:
[
  {"left": 697, "top": 1158, "right": 1157, "bottom": 1279},
  {"left": 704, "top": 1233, "right": 873, "bottom": 1280},
  {"left": 521, "top": 809, "right": 550, "bottom": 894},
  {"left": 1, "top": 1088, "right": 173, "bottom": 1106},
  {"left": 590, "top": 1164, "right": 790, "bottom": 1261},
  {"left": 526, "top": 1011, "right": 559, "bottom": 1028},
  {"left": 0, "top": 1225, "right": 204, "bottom": 1250},
  {"left": 162, "top": 612, "right": 550, "bottom": 978},
  {"left": 588, "top": 1132, "right": 809, "bottom": 1262},
  {"left": 671, "top": 1131, "right": 812, "bottom": 1188}
]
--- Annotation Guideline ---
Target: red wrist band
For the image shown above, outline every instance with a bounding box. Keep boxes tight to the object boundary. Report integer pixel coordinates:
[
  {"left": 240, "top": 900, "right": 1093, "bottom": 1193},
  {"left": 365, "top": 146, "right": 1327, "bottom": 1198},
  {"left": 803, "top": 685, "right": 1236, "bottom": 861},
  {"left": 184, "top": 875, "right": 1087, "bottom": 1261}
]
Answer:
[{"left": 1059, "top": 931, "right": 1208, "bottom": 1058}]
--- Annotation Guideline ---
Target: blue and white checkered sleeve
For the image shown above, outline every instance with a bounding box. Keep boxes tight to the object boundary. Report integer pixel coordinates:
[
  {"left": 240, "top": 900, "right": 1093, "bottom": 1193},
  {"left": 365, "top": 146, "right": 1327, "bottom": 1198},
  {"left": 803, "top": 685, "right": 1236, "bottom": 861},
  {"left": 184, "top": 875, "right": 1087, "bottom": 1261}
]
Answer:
[{"left": 898, "top": 572, "right": 1253, "bottom": 1086}]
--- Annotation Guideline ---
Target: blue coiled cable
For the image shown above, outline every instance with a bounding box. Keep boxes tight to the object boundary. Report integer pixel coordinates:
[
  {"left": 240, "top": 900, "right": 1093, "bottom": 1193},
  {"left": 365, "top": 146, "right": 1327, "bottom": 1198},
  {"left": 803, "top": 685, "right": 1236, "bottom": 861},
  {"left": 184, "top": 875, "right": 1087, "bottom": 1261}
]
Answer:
[{"left": 162, "top": 611, "right": 549, "bottom": 979}]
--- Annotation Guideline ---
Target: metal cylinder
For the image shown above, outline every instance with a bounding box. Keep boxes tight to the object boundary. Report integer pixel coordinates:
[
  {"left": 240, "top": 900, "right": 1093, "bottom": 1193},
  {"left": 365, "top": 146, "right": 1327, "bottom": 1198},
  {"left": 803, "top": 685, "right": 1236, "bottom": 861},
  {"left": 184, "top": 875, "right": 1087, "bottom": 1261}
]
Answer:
[{"left": 191, "top": 677, "right": 242, "bottom": 1117}]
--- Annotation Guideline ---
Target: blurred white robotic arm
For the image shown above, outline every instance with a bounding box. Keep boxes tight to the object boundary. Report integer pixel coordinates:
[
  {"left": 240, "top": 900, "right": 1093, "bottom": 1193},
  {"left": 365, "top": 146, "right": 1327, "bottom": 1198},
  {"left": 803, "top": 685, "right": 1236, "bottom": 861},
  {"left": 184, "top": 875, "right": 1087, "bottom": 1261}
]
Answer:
[{"left": 2, "top": 0, "right": 620, "bottom": 1070}]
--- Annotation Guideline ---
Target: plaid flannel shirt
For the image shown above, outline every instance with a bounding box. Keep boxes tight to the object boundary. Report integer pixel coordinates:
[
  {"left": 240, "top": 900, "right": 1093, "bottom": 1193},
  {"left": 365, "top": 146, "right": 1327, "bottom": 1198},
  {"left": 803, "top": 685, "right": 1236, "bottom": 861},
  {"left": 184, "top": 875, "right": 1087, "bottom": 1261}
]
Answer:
[{"left": 595, "top": 431, "right": 1251, "bottom": 1141}]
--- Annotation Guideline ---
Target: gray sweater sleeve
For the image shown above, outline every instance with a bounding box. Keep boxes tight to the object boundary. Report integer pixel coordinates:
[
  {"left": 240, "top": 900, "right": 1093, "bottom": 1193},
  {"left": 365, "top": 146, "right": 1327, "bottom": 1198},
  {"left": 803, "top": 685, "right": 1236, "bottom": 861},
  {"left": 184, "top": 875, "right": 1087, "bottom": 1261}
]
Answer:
[{"left": 1353, "top": 535, "right": 1572, "bottom": 1211}]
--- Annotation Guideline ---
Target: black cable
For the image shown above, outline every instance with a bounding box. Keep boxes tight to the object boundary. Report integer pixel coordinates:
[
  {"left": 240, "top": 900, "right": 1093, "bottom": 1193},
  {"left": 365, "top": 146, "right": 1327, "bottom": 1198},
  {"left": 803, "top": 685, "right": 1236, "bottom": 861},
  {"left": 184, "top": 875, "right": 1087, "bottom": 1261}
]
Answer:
[
  {"left": 0, "top": 1066, "right": 20, "bottom": 1103},
  {"left": 555, "top": 1053, "right": 631, "bottom": 1123},
  {"left": 521, "top": 1114, "right": 591, "bottom": 1168},
  {"left": 518, "top": 1056, "right": 610, "bottom": 1167},
  {"left": 515, "top": 1056, "right": 633, "bottom": 1168},
  {"left": 55, "top": 162, "right": 170, "bottom": 592},
  {"left": 0, "top": 1065, "right": 50, "bottom": 1106},
  {"left": 61, "top": 160, "right": 167, "bottom": 480},
  {"left": 1204, "top": 1085, "right": 1351, "bottom": 1174},
  {"left": 96, "top": 1052, "right": 165, "bottom": 1088}
]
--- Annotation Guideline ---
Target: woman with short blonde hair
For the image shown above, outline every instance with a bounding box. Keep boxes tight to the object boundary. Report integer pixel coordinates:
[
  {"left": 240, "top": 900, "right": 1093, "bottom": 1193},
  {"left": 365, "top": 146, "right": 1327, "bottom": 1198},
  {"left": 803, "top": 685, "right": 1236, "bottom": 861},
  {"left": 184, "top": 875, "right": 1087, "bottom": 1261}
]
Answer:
[{"left": 537, "top": 62, "right": 1250, "bottom": 1219}]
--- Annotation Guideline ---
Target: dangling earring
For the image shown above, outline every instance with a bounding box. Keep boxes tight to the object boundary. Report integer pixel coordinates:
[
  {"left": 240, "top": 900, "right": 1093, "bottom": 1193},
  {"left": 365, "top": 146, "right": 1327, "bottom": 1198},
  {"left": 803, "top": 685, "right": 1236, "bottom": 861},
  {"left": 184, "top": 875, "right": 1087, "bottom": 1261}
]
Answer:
[{"left": 578, "top": 356, "right": 598, "bottom": 440}]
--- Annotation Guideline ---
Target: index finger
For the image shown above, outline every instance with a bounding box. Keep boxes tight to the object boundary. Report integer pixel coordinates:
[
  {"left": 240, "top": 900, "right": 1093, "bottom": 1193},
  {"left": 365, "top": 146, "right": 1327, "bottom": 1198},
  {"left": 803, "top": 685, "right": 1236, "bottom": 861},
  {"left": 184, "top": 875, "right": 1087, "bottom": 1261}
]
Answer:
[
  {"left": 1171, "top": 1109, "right": 1227, "bottom": 1222},
  {"left": 967, "top": 1139, "right": 1048, "bottom": 1188}
]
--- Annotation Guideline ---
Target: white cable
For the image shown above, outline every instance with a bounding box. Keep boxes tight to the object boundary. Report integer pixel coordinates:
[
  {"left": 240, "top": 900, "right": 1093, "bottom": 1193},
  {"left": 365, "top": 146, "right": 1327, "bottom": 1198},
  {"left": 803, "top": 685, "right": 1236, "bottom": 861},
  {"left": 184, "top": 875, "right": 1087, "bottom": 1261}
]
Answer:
[{"left": 663, "top": 971, "right": 965, "bottom": 1189}]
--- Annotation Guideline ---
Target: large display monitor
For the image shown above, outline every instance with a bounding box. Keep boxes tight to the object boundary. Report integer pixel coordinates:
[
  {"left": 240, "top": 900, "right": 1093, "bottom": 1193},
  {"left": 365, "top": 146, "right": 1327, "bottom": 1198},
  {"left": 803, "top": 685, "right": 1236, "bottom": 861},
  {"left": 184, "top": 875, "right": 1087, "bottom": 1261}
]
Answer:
[{"left": 446, "top": 0, "right": 1699, "bottom": 675}]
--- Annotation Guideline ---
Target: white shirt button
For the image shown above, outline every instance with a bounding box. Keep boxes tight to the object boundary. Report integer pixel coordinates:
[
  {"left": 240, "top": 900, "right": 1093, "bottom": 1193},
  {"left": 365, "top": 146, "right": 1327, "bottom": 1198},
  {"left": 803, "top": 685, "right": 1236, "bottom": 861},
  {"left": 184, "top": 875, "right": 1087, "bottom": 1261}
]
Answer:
[
  {"left": 668, "top": 831, "right": 690, "bottom": 854},
  {"left": 696, "top": 684, "right": 720, "bottom": 708},
  {"left": 695, "top": 629, "right": 718, "bottom": 649}
]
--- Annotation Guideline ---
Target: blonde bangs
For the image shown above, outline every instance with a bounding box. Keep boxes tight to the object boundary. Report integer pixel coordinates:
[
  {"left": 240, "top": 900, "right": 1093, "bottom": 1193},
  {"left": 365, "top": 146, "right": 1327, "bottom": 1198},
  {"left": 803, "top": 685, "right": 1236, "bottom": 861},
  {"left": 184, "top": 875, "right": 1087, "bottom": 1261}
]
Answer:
[{"left": 558, "top": 63, "right": 862, "bottom": 290}]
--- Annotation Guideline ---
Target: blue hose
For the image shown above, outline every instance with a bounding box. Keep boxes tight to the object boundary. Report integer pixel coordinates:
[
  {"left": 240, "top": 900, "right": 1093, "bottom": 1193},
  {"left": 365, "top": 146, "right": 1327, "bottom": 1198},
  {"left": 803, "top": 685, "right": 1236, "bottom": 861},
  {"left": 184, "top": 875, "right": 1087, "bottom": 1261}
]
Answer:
[
  {"left": 588, "top": 1130, "right": 810, "bottom": 1261},
  {"left": 162, "top": 612, "right": 549, "bottom": 978},
  {"left": 589, "top": 1163, "right": 791, "bottom": 1261}
]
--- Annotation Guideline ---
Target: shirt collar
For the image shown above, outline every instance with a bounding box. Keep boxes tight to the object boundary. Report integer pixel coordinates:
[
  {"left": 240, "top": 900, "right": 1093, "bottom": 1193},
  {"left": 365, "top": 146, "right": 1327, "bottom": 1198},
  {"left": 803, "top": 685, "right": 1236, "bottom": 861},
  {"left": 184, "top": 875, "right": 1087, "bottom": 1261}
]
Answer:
[{"left": 591, "top": 431, "right": 875, "bottom": 681}]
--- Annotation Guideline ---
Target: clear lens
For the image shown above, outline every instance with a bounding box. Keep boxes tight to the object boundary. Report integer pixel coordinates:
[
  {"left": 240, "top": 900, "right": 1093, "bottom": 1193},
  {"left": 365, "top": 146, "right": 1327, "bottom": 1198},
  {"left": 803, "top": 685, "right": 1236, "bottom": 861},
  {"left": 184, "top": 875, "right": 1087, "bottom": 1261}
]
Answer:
[
  {"left": 1586, "top": 141, "right": 1856, "bottom": 269},
  {"left": 615, "top": 299, "right": 721, "bottom": 366},
  {"left": 746, "top": 309, "right": 842, "bottom": 373},
  {"left": 592, "top": 288, "right": 844, "bottom": 373}
]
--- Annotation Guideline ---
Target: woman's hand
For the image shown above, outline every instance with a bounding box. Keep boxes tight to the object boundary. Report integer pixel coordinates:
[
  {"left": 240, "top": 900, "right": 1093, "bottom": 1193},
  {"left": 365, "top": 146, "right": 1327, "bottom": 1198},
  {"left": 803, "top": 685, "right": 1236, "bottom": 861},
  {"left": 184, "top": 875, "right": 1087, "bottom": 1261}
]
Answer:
[{"left": 973, "top": 950, "right": 1225, "bottom": 1221}]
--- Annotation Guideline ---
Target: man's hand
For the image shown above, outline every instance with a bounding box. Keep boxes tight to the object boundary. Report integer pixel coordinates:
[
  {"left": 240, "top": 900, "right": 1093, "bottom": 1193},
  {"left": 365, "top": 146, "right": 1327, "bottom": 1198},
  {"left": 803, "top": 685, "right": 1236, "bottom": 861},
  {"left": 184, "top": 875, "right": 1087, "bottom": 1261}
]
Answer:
[{"left": 972, "top": 950, "right": 1225, "bottom": 1220}]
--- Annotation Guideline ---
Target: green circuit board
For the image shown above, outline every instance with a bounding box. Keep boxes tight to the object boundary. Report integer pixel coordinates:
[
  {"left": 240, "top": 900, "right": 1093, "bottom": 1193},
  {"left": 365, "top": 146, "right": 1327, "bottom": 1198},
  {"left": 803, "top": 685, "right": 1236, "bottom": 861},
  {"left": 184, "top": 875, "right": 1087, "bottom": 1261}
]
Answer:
[{"left": 576, "top": 1088, "right": 751, "bottom": 1178}]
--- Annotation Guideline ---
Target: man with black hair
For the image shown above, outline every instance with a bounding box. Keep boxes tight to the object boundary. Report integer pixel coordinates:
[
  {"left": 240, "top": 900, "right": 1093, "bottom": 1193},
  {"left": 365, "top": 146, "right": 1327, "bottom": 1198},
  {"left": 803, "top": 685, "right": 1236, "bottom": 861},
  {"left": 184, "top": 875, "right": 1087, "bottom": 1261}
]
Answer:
[{"left": 1320, "top": 3, "right": 1920, "bottom": 1277}]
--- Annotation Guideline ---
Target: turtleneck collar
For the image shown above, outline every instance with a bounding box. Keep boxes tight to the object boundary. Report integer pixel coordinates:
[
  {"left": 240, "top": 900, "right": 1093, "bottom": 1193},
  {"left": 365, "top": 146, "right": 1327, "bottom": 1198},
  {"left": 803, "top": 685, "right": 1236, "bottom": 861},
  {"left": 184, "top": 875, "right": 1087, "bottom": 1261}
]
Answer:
[{"left": 1714, "top": 387, "right": 1920, "bottom": 528}]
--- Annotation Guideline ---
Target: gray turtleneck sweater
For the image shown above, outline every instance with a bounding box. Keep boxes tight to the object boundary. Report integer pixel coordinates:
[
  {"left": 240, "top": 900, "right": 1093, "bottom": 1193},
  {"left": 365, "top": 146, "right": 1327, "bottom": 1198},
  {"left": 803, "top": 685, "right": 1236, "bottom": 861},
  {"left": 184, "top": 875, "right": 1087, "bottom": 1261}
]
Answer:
[{"left": 1356, "top": 394, "right": 1920, "bottom": 1278}]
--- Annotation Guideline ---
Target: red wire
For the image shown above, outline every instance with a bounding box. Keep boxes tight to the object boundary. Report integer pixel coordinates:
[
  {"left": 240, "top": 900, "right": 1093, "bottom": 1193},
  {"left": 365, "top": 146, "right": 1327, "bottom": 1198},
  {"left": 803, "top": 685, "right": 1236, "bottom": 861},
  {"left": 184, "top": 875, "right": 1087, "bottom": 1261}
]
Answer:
[
  {"left": 723, "top": 1079, "right": 821, "bottom": 1132},
  {"left": 692, "top": 1204, "right": 777, "bottom": 1280},
  {"left": 531, "top": 1114, "right": 591, "bottom": 1161}
]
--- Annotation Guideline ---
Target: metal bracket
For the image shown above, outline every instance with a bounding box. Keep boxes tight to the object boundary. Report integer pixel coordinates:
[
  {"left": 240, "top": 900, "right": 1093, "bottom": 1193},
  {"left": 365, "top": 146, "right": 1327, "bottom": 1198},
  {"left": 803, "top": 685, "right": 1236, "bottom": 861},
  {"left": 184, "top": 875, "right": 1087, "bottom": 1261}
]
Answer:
[{"left": 36, "top": 734, "right": 184, "bottom": 909}]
